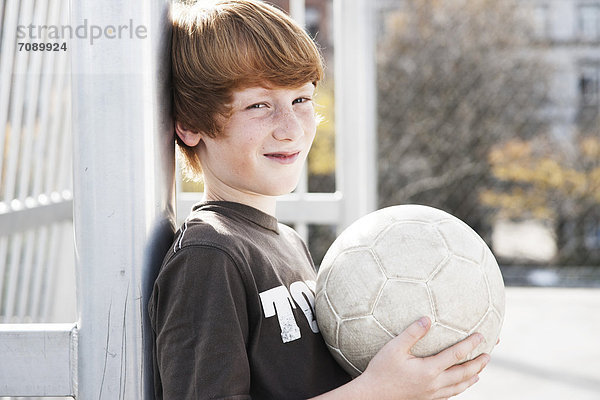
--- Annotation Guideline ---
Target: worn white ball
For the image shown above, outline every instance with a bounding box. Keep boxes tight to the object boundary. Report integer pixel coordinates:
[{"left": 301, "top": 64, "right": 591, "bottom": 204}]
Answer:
[{"left": 315, "top": 205, "right": 505, "bottom": 377}]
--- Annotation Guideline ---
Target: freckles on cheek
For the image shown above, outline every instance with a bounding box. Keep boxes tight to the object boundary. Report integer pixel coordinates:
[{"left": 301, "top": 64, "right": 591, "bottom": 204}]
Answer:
[{"left": 228, "top": 152, "right": 254, "bottom": 178}]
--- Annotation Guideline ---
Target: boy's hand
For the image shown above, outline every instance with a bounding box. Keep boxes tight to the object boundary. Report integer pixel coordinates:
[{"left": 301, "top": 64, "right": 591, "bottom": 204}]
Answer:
[{"left": 354, "top": 316, "right": 490, "bottom": 400}]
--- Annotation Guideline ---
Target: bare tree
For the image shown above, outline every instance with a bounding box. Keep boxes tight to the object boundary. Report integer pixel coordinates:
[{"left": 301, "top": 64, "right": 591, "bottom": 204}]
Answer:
[{"left": 376, "top": 0, "right": 550, "bottom": 235}]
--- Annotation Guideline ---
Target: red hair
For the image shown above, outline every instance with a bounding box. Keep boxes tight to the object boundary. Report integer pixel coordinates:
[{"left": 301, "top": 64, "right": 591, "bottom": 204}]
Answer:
[{"left": 171, "top": 0, "right": 324, "bottom": 178}]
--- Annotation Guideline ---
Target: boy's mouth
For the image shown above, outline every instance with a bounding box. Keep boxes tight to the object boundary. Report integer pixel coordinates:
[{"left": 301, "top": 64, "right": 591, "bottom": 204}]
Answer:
[{"left": 264, "top": 151, "right": 301, "bottom": 165}]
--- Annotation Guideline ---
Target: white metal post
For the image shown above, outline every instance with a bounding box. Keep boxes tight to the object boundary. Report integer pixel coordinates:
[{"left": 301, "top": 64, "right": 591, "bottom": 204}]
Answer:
[
  {"left": 71, "top": 0, "right": 174, "bottom": 398},
  {"left": 334, "top": 0, "right": 377, "bottom": 229},
  {"left": 288, "top": 0, "right": 309, "bottom": 241}
]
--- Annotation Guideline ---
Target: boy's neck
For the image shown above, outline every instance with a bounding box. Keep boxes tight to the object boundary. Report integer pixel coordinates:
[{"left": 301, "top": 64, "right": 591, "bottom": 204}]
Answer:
[{"left": 202, "top": 187, "right": 277, "bottom": 217}]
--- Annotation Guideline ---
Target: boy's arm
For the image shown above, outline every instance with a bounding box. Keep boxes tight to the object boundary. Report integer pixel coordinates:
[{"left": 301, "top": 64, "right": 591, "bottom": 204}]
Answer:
[
  {"left": 311, "top": 317, "right": 490, "bottom": 400},
  {"left": 150, "top": 246, "right": 252, "bottom": 400}
]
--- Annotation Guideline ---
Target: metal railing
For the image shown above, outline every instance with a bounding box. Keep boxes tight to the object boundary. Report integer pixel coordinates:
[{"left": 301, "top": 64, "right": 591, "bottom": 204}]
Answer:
[{"left": 0, "top": 0, "right": 74, "bottom": 325}]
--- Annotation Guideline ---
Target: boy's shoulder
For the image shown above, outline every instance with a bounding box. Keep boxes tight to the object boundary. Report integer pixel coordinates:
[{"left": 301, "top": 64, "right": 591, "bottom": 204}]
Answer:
[
  {"left": 170, "top": 202, "right": 246, "bottom": 254},
  {"left": 158, "top": 201, "right": 308, "bottom": 282},
  {"left": 157, "top": 203, "right": 251, "bottom": 281},
  {"left": 169, "top": 201, "right": 289, "bottom": 255}
]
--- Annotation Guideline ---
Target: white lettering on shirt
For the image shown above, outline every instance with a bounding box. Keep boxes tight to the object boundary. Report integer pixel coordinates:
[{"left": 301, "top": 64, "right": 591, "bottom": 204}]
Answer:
[
  {"left": 290, "top": 281, "right": 319, "bottom": 334},
  {"left": 259, "top": 280, "right": 319, "bottom": 343},
  {"left": 259, "top": 285, "right": 301, "bottom": 343}
]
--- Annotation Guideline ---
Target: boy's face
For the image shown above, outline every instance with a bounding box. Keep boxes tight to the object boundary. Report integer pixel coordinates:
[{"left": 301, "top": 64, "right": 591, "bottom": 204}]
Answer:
[{"left": 197, "top": 82, "right": 317, "bottom": 202}]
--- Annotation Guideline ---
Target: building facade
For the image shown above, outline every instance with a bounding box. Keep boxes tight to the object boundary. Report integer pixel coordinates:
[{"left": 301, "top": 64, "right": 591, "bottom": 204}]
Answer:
[{"left": 376, "top": 0, "right": 600, "bottom": 139}]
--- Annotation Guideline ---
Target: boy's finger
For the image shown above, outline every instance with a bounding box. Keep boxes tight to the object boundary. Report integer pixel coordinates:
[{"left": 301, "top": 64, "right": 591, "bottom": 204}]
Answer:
[
  {"left": 435, "top": 373, "right": 480, "bottom": 399},
  {"left": 432, "top": 333, "right": 484, "bottom": 370},
  {"left": 437, "top": 353, "right": 490, "bottom": 388},
  {"left": 393, "top": 316, "right": 431, "bottom": 354}
]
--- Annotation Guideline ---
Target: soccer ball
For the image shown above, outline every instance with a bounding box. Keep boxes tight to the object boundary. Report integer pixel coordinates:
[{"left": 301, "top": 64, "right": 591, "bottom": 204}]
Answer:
[{"left": 315, "top": 205, "right": 505, "bottom": 377}]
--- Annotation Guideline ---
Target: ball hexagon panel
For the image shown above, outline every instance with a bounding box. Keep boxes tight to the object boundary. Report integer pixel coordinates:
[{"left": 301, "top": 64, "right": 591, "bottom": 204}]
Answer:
[
  {"left": 338, "top": 315, "right": 393, "bottom": 375},
  {"left": 324, "top": 344, "right": 360, "bottom": 377},
  {"left": 411, "top": 324, "right": 466, "bottom": 358},
  {"left": 373, "top": 280, "right": 432, "bottom": 336},
  {"left": 322, "top": 212, "right": 392, "bottom": 263},
  {"left": 324, "top": 248, "right": 386, "bottom": 319},
  {"left": 468, "top": 309, "right": 504, "bottom": 360},
  {"left": 387, "top": 204, "right": 451, "bottom": 223},
  {"left": 481, "top": 248, "right": 506, "bottom": 314},
  {"left": 436, "top": 220, "right": 485, "bottom": 263},
  {"left": 429, "top": 257, "right": 489, "bottom": 331},
  {"left": 315, "top": 291, "right": 340, "bottom": 348},
  {"left": 373, "top": 222, "right": 449, "bottom": 281}
]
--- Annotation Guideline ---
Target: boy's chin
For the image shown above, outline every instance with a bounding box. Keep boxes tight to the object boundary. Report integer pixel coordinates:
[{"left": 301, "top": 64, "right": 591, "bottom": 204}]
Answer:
[{"left": 264, "top": 182, "right": 300, "bottom": 197}]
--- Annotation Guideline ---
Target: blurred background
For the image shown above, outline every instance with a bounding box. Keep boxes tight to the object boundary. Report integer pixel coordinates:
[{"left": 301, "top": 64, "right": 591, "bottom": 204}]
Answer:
[
  {"left": 274, "top": 0, "right": 600, "bottom": 278},
  {"left": 1, "top": 0, "right": 599, "bottom": 399}
]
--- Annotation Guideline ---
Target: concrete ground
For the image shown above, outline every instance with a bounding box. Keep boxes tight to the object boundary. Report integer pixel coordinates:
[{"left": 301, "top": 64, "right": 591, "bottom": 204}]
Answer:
[{"left": 456, "top": 287, "right": 600, "bottom": 400}]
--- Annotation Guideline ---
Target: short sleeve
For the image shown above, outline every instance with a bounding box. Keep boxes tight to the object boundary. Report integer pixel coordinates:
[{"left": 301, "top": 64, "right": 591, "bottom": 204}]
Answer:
[{"left": 149, "top": 245, "right": 252, "bottom": 400}]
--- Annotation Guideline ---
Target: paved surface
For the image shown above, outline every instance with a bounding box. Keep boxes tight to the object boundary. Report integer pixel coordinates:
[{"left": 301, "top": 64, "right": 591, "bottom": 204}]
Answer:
[
  {"left": 456, "top": 287, "right": 600, "bottom": 400},
  {"left": 3, "top": 287, "right": 597, "bottom": 399}
]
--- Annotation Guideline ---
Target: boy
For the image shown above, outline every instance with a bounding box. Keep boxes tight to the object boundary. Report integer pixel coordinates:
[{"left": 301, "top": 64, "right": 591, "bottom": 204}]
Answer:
[{"left": 149, "top": 1, "right": 490, "bottom": 399}]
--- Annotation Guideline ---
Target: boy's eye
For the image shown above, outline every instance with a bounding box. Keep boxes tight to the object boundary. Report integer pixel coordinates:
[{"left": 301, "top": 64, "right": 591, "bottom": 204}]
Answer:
[
  {"left": 293, "top": 97, "right": 311, "bottom": 105},
  {"left": 246, "top": 103, "right": 267, "bottom": 110}
]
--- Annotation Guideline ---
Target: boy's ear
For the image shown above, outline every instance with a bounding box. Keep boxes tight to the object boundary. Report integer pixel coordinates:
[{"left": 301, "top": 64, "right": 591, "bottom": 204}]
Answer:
[{"left": 175, "top": 121, "right": 203, "bottom": 147}]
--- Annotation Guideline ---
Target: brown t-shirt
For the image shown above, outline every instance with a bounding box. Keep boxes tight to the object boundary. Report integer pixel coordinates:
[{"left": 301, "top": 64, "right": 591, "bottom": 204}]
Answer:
[{"left": 149, "top": 201, "right": 350, "bottom": 399}]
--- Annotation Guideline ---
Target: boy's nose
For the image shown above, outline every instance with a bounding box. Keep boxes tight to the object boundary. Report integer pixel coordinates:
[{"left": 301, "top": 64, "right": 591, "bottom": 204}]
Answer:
[{"left": 272, "top": 109, "right": 304, "bottom": 141}]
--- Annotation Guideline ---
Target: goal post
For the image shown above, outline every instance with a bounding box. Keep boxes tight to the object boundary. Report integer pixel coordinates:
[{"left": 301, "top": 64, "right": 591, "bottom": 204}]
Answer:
[{"left": 70, "top": 0, "right": 175, "bottom": 397}]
